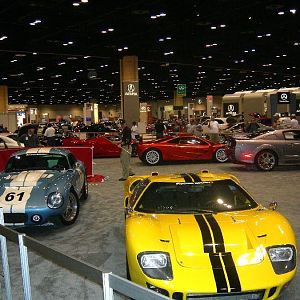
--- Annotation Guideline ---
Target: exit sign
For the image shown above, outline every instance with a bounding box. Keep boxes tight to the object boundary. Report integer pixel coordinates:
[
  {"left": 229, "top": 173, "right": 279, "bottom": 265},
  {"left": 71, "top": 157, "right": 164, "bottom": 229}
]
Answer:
[{"left": 177, "top": 84, "right": 186, "bottom": 96}]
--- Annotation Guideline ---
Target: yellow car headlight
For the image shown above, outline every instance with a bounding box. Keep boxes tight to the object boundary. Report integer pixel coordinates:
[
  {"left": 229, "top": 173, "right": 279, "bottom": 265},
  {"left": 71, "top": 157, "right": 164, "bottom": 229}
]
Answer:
[
  {"left": 267, "top": 245, "right": 296, "bottom": 274},
  {"left": 137, "top": 251, "right": 173, "bottom": 280}
]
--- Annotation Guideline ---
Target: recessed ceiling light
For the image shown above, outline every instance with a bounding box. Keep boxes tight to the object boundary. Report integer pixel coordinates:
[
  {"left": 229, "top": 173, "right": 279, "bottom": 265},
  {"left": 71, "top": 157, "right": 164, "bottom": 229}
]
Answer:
[
  {"left": 0, "top": 36, "right": 7, "bottom": 41},
  {"left": 73, "top": 2, "right": 80, "bottom": 6}
]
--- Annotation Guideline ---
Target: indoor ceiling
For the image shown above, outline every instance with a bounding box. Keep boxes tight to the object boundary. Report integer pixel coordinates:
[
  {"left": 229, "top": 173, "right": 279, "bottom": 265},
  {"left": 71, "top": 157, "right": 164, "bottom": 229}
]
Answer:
[{"left": 0, "top": 0, "right": 299, "bottom": 105}]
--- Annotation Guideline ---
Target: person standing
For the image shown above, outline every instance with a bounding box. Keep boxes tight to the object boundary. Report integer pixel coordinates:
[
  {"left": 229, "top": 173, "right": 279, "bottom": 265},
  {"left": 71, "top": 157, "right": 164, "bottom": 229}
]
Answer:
[
  {"left": 207, "top": 116, "right": 220, "bottom": 143},
  {"left": 131, "top": 121, "right": 139, "bottom": 157},
  {"left": 290, "top": 115, "right": 299, "bottom": 128},
  {"left": 19, "top": 125, "right": 39, "bottom": 147},
  {"left": 44, "top": 123, "right": 56, "bottom": 146},
  {"left": 155, "top": 119, "right": 165, "bottom": 139},
  {"left": 119, "top": 120, "right": 134, "bottom": 181}
]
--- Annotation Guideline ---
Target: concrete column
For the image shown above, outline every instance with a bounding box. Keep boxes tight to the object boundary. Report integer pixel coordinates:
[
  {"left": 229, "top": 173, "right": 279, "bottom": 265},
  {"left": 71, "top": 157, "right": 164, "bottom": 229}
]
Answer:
[
  {"left": 174, "top": 91, "right": 183, "bottom": 106},
  {"left": 206, "top": 95, "right": 213, "bottom": 116},
  {"left": 120, "top": 56, "right": 139, "bottom": 125},
  {"left": 0, "top": 85, "right": 8, "bottom": 113}
]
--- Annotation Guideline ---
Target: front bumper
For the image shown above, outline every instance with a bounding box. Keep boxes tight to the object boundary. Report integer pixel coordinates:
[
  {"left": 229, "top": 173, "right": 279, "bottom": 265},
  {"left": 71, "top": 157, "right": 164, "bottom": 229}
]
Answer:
[
  {"left": 130, "top": 261, "right": 295, "bottom": 300},
  {"left": 3, "top": 206, "right": 65, "bottom": 226}
]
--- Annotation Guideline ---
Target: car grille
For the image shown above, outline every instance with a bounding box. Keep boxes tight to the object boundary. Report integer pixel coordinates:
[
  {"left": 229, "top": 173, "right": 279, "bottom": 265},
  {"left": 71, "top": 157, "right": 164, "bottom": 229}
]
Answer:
[
  {"left": 4, "top": 213, "right": 27, "bottom": 223},
  {"left": 186, "top": 290, "right": 265, "bottom": 300}
]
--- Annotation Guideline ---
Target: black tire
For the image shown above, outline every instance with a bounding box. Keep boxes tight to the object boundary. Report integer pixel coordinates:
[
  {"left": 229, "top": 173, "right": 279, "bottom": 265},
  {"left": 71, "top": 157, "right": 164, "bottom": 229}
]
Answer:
[
  {"left": 214, "top": 148, "right": 228, "bottom": 163},
  {"left": 255, "top": 150, "right": 277, "bottom": 171},
  {"left": 81, "top": 177, "right": 88, "bottom": 200},
  {"left": 60, "top": 191, "right": 80, "bottom": 225},
  {"left": 143, "top": 149, "right": 162, "bottom": 165}
]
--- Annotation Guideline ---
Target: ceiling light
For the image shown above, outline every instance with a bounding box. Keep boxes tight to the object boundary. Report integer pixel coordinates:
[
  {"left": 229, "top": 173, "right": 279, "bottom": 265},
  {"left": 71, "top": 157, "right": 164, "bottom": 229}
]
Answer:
[
  {"left": 81, "top": 0, "right": 88, "bottom": 2},
  {"left": 0, "top": 36, "right": 7, "bottom": 41},
  {"left": 108, "top": 28, "right": 114, "bottom": 32},
  {"left": 211, "top": 26, "right": 217, "bottom": 29},
  {"left": 278, "top": 11, "right": 284, "bottom": 15},
  {"left": 68, "top": 41, "right": 73, "bottom": 44},
  {"left": 290, "top": 9, "right": 296, "bottom": 14},
  {"left": 84, "top": 56, "right": 90, "bottom": 58},
  {"left": 73, "top": 2, "right": 80, "bottom": 6},
  {"left": 101, "top": 30, "right": 107, "bottom": 34},
  {"left": 220, "top": 24, "right": 226, "bottom": 28},
  {"left": 10, "top": 59, "right": 17, "bottom": 63}
]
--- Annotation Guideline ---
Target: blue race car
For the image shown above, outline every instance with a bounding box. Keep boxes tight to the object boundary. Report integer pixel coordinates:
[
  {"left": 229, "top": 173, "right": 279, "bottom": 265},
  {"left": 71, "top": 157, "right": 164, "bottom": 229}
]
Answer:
[{"left": 0, "top": 148, "right": 88, "bottom": 226}]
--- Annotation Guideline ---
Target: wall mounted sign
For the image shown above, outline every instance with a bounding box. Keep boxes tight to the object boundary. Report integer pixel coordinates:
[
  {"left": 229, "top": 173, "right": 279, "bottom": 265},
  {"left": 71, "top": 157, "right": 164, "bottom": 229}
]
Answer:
[
  {"left": 277, "top": 92, "right": 290, "bottom": 104},
  {"left": 124, "top": 82, "right": 138, "bottom": 96},
  {"left": 223, "top": 103, "right": 239, "bottom": 114}
]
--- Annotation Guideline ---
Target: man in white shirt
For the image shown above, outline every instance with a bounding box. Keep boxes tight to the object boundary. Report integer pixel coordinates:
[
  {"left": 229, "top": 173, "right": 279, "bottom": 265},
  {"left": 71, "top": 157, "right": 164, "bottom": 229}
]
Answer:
[
  {"left": 207, "top": 116, "right": 220, "bottom": 143},
  {"left": 290, "top": 115, "right": 299, "bottom": 128},
  {"left": 44, "top": 123, "right": 56, "bottom": 146}
]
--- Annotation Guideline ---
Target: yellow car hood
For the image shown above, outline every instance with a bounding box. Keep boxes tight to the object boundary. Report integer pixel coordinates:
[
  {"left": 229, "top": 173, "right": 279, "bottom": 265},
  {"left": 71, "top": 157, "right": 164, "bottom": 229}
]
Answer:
[{"left": 170, "top": 213, "right": 260, "bottom": 269}]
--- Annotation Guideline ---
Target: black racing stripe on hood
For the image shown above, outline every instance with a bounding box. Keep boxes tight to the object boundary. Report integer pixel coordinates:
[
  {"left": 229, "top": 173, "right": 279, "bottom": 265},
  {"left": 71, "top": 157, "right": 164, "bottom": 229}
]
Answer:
[
  {"left": 205, "top": 214, "right": 225, "bottom": 253},
  {"left": 188, "top": 173, "right": 201, "bottom": 182},
  {"left": 194, "top": 215, "right": 214, "bottom": 253},
  {"left": 181, "top": 173, "right": 193, "bottom": 182},
  {"left": 222, "top": 253, "right": 242, "bottom": 292},
  {"left": 209, "top": 254, "right": 229, "bottom": 293}
]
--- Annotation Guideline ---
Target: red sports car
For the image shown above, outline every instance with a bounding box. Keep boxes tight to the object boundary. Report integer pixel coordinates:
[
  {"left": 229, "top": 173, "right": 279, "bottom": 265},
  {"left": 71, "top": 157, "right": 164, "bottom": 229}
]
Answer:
[
  {"left": 62, "top": 135, "right": 121, "bottom": 158},
  {"left": 137, "top": 135, "right": 228, "bottom": 165}
]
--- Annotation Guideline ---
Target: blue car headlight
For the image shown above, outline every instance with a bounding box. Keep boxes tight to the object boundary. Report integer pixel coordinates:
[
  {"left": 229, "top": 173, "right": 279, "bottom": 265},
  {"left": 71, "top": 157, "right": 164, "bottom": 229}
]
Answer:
[
  {"left": 137, "top": 251, "right": 173, "bottom": 280},
  {"left": 47, "top": 192, "right": 64, "bottom": 209},
  {"left": 267, "top": 245, "right": 296, "bottom": 274}
]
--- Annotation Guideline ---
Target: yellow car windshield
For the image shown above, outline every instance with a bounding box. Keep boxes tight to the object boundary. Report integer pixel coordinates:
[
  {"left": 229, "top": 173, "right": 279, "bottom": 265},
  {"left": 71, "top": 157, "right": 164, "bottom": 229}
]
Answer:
[{"left": 135, "top": 180, "right": 257, "bottom": 214}]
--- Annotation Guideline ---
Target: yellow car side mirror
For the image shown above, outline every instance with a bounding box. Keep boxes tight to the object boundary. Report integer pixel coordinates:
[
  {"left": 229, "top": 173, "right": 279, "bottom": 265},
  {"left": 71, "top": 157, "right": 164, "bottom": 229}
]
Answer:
[{"left": 269, "top": 201, "right": 278, "bottom": 211}]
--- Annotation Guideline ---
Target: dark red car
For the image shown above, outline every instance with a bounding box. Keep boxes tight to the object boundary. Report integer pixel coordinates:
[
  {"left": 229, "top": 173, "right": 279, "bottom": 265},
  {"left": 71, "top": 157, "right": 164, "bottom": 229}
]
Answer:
[
  {"left": 137, "top": 135, "right": 228, "bottom": 165},
  {"left": 62, "top": 135, "right": 121, "bottom": 158}
]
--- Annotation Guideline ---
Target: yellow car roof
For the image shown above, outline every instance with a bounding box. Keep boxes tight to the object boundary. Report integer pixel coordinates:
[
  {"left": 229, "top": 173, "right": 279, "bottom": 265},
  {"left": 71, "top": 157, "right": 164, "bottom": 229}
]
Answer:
[{"left": 128, "top": 170, "right": 240, "bottom": 184}]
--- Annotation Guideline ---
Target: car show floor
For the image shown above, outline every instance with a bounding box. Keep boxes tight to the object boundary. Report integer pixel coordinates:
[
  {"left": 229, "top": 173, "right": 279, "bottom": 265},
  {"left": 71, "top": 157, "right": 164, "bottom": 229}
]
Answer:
[{"left": 1, "top": 158, "right": 300, "bottom": 300}]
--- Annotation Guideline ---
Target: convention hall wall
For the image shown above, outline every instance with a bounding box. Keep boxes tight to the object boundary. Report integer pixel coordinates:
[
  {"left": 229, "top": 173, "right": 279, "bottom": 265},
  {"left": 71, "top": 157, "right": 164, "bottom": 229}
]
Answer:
[{"left": 33, "top": 104, "right": 83, "bottom": 120}]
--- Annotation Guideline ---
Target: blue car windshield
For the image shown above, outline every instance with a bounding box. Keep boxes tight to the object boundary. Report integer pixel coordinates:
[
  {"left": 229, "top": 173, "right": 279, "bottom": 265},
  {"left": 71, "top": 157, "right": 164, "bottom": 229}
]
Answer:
[
  {"left": 135, "top": 180, "right": 258, "bottom": 214},
  {"left": 5, "top": 154, "right": 69, "bottom": 172}
]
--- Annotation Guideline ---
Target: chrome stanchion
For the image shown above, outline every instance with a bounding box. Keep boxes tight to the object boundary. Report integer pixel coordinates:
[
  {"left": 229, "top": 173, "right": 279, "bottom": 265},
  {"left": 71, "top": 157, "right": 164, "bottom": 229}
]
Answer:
[
  {"left": 18, "top": 234, "right": 32, "bottom": 300},
  {"left": 102, "top": 272, "right": 114, "bottom": 300},
  {"left": 0, "top": 208, "right": 13, "bottom": 300}
]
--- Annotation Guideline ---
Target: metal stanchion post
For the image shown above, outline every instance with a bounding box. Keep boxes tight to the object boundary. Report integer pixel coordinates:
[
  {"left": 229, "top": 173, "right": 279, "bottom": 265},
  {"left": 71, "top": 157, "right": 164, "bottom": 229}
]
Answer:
[
  {"left": 0, "top": 208, "right": 13, "bottom": 300},
  {"left": 18, "top": 234, "right": 32, "bottom": 300},
  {"left": 102, "top": 272, "right": 114, "bottom": 300}
]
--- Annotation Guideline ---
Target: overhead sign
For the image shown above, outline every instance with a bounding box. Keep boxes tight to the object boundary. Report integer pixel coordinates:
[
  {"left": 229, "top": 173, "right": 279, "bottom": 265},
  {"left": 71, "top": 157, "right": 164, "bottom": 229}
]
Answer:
[
  {"left": 124, "top": 82, "right": 138, "bottom": 96},
  {"left": 177, "top": 84, "right": 186, "bottom": 96},
  {"left": 277, "top": 92, "right": 290, "bottom": 104},
  {"left": 223, "top": 103, "right": 239, "bottom": 115}
]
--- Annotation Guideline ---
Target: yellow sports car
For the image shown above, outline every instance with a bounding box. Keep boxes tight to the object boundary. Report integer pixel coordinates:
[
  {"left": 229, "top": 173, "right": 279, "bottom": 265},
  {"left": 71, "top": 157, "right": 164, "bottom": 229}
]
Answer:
[{"left": 124, "top": 171, "right": 297, "bottom": 300}]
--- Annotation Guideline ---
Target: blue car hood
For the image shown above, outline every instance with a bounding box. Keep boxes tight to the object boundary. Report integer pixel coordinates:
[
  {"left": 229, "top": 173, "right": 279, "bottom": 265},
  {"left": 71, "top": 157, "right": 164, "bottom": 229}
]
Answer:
[{"left": 0, "top": 170, "right": 67, "bottom": 188}]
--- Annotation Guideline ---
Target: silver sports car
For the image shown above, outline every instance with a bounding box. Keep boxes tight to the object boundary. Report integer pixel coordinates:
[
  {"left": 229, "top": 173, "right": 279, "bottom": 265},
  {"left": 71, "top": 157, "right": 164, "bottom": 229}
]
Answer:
[{"left": 226, "top": 129, "right": 300, "bottom": 171}]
